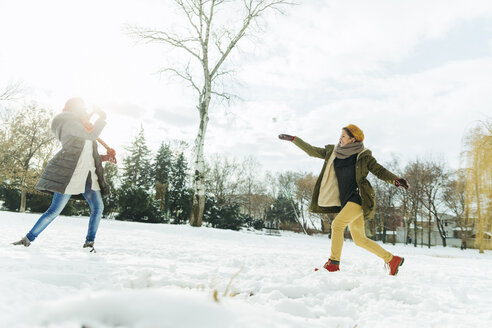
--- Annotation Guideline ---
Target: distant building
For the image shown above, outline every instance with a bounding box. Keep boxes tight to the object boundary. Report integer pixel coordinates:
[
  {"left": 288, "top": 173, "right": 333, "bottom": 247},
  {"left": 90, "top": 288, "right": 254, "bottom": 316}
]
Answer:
[{"left": 392, "top": 213, "right": 491, "bottom": 249}]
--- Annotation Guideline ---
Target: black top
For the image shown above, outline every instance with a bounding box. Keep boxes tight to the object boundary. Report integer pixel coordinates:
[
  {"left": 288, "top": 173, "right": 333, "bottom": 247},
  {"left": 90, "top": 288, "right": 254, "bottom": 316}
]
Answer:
[{"left": 334, "top": 154, "right": 362, "bottom": 208}]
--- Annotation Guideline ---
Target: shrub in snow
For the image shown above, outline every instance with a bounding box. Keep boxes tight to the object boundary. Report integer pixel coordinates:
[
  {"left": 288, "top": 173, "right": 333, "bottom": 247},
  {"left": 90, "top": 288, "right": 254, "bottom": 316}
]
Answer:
[
  {"left": 203, "top": 196, "right": 245, "bottom": 231},
  {"left": 116, "top": 185, "right": 161, "bottom": 223}
]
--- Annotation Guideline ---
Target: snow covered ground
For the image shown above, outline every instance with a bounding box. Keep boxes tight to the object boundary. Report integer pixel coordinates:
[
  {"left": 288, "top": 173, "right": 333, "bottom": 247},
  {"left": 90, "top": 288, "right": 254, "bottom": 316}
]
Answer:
[{"left": 1, "top": 211, "right": 491, "bottom": 328}]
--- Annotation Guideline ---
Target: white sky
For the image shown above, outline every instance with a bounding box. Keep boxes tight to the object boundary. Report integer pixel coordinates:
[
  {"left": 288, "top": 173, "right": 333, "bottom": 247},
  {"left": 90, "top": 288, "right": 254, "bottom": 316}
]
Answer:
[{"left": 1, "top": 0, "right": 491, "bottom": 175}]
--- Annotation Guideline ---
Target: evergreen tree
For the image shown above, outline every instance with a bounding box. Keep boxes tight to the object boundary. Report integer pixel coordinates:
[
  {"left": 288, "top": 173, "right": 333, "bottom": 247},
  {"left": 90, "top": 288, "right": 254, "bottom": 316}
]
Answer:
[
  {"left": 153, "top": 142, "right": 173, "bottom": 216},
  {"left": 1, "top": 184, "right": 20, "bottom": 211},
  {"left": 117, "top": 185, "right": 160, "bottom": 222},
  {"left": 154, "top": 142, "right": 173, "bottom": 185},
  {"left": 121, "top": 126, "right": 153, "bottom": 190},
  {"left": 103, "top": 162, "right": 119, "bottom": 219},
  {"left": 202, "top": 195, "right": 246, "bottom": 231},
  {"left": 168, "top": 151, "right": 192, "bottom": 224},
  {"left": 266, "top": 194, "right": 300, "bottom": 227},
  {"left": 117, "top": 127, "right": 160, "bottom": 222}
]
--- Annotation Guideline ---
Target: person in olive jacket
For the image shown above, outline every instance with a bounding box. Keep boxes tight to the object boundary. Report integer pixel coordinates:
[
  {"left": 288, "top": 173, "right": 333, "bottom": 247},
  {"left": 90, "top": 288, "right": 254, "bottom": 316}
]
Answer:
[
  {"left": 12, "top": 97, "right": 116, "bottom": 251},
  {"left": 279, "top": 124, "right": 409, "bottom": 275}
]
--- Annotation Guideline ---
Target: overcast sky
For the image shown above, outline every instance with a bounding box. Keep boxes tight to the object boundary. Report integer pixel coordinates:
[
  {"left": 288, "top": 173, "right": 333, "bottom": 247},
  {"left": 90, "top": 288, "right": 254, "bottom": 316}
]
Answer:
[{"left": 1, "top": 0, "right": 491, "bottom": 175}]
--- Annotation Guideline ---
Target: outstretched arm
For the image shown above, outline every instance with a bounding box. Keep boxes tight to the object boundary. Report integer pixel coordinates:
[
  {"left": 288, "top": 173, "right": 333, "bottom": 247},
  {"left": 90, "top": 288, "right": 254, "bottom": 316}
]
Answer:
[
  {"left": 278, "top": 134, "right": 327, "bottom": 159},
  {"left": 367, "top": 155, "right": 409, "bottom": 189},
  {"left": 367, "top": 155, "right": 398, "bottom": 184}
]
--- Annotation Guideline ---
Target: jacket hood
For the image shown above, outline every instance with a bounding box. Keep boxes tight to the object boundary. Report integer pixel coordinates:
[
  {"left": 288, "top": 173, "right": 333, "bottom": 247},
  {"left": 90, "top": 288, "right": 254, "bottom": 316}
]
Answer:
[{"left": 51, "top": 112, "right": 81, "bottom": 140}]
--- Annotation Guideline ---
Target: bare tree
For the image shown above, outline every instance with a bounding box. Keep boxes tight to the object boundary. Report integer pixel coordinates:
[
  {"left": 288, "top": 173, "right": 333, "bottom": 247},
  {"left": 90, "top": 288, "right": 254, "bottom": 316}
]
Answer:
[
  {"left": 403, "top": 160, "right": 425, "bottom": 247},
  {"left": 420, "top": 160, "right": 450, "bottom": 247},
  {"left": 127, "top": 0, "right": 292, "bottom": 226},
  {"left": 370, "top": 158, "right": 401, "bottom": 244},
  {"left": 237, "top": 156, "right": 266, "bottom": 218},
  {"left": 276, "top": 171, "right": 307, "bottom": 234},
  {"left": 0, "top": 103, "right": 56, "bottom": 212},
  {"left": 0, "top": 81, "right": 24, "bottom": 122},
  {"left": 205, "top": 154, "right": 243, "bottom": 206},
  {"left": 295, "top": 172, "right": 321, "bottom": 232},
  {"left": 0, "top": 81, "right": 23, "bottom": 102},
  {"left": 443, "top": 169, "right": 470, "bottom": 248}
]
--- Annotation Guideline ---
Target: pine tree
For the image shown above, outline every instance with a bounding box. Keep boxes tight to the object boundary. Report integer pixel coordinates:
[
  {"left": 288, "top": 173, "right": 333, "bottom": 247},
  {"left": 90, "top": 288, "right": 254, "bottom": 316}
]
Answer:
[
  {"left": 121, "top": 126, "right": 153, "bottom": 190},
  {"left": 103, "top": 162, "right": 119, "bottom": 219},
  {"left": 154, "top": 142, "right": 173, "bottom": 185},
  {"left": 153, "top": 142, "right": 173, "bottom": 216},
  {"left": 168, "top": 151, "right": 192, "bottom": 224},
  {"left": 117, "top": 126, "right": 159, "bottom": 222},
  {"left": 266, "top": 195, "right": 300, "bottom": 230}
]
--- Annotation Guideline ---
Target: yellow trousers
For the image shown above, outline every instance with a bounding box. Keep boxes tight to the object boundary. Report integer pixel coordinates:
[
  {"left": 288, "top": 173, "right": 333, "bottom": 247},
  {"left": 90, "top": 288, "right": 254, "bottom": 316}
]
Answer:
[{"left": 330, "top": 202, "right": 393, "bottom": 263}]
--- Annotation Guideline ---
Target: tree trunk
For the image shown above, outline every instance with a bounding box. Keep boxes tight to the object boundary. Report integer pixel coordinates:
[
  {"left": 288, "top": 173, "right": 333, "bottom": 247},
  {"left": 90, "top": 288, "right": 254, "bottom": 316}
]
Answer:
[
  {"left": 434, "top": 215, "right": 447, "bottom": 247},
  {"left": 307, "top": 213, "right": 318, "bottom": 233},
  {"left": 414, "top": 214, "right": 417, "bottom": 247},
  {"left": 382, "top": 224, "right": 387, "bottom": 243},
  {"left": 474, "top": 152, "right": 484, "bottom": 253},
  {"left": 19, "top": 185, "right": 27, "bottom": 213},
  {"left": 402, "top": 200, "right": 408, "bottom": 245},
  {"left": 428, "top": 209, "right": 432, "bottom": 248},
  {"left": 421, "top": 209, "right": 424, "bottom": 247},
  {"left": 189, "top": 107, "right": 209, "bottom": 227},
  {"left": 290, "top": 198, "right": 307, "bottom": 234}
]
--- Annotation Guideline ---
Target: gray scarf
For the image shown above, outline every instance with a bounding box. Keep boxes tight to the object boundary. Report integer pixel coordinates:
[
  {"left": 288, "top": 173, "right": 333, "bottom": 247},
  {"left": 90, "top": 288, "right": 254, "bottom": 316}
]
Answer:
[{"left": 335, "top": 142, "right": 364, "bottom": 159}]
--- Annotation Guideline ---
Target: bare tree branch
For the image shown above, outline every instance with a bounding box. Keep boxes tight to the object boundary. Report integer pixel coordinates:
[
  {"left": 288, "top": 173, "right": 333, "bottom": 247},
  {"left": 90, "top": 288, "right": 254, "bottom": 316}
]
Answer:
[
  {"left": 160, "top": 65, "right": 201, "bottom": 95},
  {"left": 126, "top": 25, "right": 203, "bottom": 61},
  {"left": 210, "top": 0, "right": 292, "bottom": 78},
  {"left": 212, "top": 69, "right": 234, "bottom": 81},
  {"left": 213, "top": 29, "right": 228, "bottom": 57},
  {"left": 210, "top": 90, "right": 236, "bottom": 101},
  {"left": 176, "top": 0, "right": 204, "bottom": 45},
  {"left": 0, "top": 81, "right": 23, "bottom": 101}
]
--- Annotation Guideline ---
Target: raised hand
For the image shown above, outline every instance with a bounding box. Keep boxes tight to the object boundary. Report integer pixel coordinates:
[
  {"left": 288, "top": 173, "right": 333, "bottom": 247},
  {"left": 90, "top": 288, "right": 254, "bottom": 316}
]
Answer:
[
  {"left": 107, "top": 148, "right": 116, "bottom": 157},
  {"left": 101, "top": 148, "right": 117, "bottom": 164},
  {"left": 108, "top": 156, "right": 117, "bottom": 164},
  {"left": 395, "top": 178, "right": 409, "bottom": 190},
  {"left": 278, "top": 134, "right": 295, "bottom": 141},
  {"left": 92, "top": 105, "right": 107, "bottom": 120},
  {"left": 83, "top": 122, "right": 94, "bottom": 132},
  {"left": 107, "top": 148, "right": 117, "bottom": 164}
]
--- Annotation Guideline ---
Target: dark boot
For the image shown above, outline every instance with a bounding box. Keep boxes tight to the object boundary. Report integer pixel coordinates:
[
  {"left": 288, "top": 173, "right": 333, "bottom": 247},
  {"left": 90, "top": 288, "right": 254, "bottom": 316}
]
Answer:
[{"left": 12, "top": 236, "right": 31, "bottom": 247}]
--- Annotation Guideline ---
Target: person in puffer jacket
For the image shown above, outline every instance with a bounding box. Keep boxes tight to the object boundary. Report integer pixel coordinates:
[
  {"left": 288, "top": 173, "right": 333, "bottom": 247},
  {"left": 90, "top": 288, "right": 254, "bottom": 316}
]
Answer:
[{"left": 12, "top": 97, "right": 116, "bottom": 251}]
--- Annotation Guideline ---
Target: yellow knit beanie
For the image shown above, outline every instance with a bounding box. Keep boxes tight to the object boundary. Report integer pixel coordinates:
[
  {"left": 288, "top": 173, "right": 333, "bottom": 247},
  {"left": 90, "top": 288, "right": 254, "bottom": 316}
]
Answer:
[{"left": 344, "top": 124, "right": 364, "bottom": 142}]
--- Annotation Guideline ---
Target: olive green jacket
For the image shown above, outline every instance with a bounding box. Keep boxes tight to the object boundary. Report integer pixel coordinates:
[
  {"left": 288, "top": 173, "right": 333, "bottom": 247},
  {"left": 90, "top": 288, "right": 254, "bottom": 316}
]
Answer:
[{"left": 292, "top": 137, "right": 398, "bottom": 221}]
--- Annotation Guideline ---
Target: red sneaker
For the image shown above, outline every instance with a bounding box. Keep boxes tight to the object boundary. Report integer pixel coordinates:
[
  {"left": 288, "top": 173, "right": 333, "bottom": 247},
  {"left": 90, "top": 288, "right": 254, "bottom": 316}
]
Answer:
[
  {"left": 387, "top": 256, "right": 404, "bottom": 275},
  {"left": 323, "top": 259, "right": 340, "bottom": 272}
]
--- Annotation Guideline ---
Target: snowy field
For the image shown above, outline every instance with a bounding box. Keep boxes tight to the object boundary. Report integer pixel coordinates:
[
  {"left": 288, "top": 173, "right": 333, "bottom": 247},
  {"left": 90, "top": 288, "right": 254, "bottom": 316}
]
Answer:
[{"left": 1, "top": 211, "right": 491, "bottom": 328}]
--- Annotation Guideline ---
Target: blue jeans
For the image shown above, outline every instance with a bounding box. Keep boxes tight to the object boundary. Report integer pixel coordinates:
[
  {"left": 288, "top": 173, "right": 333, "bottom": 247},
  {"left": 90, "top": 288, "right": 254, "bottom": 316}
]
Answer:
[{"left": 26, "top": 177, "right": 104, "bottom": 243}]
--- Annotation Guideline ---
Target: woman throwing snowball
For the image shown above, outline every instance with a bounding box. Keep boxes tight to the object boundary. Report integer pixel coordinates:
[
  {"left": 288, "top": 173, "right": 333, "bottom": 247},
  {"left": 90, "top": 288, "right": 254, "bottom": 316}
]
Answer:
[
  {"left": 279, "top": 124, "right": 408, "bottom": 275},
  {"left": 12, "top": 97, "right": 116, "bottom": 252}
]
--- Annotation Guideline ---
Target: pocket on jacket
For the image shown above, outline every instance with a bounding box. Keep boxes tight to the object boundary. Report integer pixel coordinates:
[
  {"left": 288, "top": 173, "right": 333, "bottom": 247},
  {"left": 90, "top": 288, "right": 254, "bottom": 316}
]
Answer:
[{"left": 359, "top": 180, "right": 375, "bottom": 208}]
